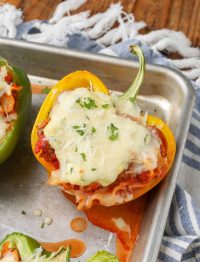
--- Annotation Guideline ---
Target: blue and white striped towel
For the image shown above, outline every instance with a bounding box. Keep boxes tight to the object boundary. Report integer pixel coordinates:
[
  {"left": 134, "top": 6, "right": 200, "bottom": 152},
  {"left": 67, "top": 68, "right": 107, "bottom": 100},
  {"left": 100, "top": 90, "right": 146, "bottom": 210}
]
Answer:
[{"left": 13, "top": 26, "right": 200, "bottom": 261}]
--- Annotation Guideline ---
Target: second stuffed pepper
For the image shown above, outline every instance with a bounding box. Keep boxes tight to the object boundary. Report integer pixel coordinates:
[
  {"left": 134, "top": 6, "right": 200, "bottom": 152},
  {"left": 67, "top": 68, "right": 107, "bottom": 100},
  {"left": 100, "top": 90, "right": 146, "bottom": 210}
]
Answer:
[{"left": 0, "top": 58, "right": 31, "bottom": 165}]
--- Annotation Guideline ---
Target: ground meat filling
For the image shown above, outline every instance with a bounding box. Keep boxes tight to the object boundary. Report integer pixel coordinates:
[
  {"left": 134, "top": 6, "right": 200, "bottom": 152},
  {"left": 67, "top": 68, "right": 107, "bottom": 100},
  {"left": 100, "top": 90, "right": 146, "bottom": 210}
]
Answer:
[
  {"left": 0, "top": 67, "right": 20, "bottom": 141},
  {"left": 35, "top": 120, "right": 167, "bottom": 195},
  {"left": 35, "top": 125, "right": 60, "bottom": 170}
]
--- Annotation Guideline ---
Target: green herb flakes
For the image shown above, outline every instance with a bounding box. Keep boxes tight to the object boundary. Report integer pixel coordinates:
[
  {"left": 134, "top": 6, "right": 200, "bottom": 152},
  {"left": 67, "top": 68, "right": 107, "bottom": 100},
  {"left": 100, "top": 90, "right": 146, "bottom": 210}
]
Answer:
[
  {"left": 80, "top": 152, "right": 87, "bottom": 161},
  {"left": 91, "top": 168, "right": 97, "bottom": 171},
  {"left": 76, "top": 97, "right": 97, "bottom": 109},
  {"left": 76, "top": 130, "right": 84, "bottom": 136},
  {"left": 76, "top": 98, "right": 83, "bottom": 107},
  {"left": 21, "top": 210, "right": 26, "bottom": 215},
  {"left": 91, "top": 127, "right": 96, "bottom": 134},
  {"left": 83, "top": 97, "right": 97, "bottom": 109},
  {"left": 107, "top": 123, "right": 119, "bottom": 141},
  {"left": 102, "top": 104, "right": 109, "bottom": 109},
  {"left": 42, "top": 86, "right": 51, "bottom": 94},
  {"left": 40, "top": 222, "right": 45, "bottom": 229},
  {"left": 73, "top": 125, "right": 86, "bottom": 136}
]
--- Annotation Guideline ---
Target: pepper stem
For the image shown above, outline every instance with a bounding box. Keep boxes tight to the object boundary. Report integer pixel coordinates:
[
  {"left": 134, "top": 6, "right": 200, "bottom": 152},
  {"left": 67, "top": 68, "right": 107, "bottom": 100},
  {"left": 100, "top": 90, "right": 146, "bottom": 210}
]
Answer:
[{"left": 120, "top": 45, "right": 146, "bottom": 102}]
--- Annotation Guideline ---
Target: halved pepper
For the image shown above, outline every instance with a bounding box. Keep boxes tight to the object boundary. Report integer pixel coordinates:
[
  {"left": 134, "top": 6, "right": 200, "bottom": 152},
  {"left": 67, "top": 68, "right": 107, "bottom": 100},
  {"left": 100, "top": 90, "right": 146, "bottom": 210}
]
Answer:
[
  {"left": 0, "top": 58, "right": 31, "bottom": 165},
  {"left": 0, "top": 232, "right": 70, "bottom": 261},
  {"left": 31, "top": 46, "right": 176, "bottom": 205}
]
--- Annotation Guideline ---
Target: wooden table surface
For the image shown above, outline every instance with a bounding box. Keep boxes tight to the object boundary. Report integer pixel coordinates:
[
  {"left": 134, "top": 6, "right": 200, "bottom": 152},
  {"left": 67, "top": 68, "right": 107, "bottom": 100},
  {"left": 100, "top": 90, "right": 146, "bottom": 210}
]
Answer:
[{"left": 3, "top": 0, "right": 200, "bottom": 47}]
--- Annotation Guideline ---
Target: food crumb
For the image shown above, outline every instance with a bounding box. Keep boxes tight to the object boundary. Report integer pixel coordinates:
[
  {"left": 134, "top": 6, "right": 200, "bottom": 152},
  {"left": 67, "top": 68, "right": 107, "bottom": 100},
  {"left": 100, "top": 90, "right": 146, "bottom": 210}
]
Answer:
[
  {"left": 21, "top": 210, "right": 26, "bottom": 215},
  {"left": 44, "top": 217, "right": 53, "bottom": 225},
  {"left": 42, "top": 86, "right": 51, "bottom": 94},
  {"left": 41, "top": 222, "right": 45, "bottom": 229},
  {"left": 33, "top": 209, "right": 43, "bottom": 217}
]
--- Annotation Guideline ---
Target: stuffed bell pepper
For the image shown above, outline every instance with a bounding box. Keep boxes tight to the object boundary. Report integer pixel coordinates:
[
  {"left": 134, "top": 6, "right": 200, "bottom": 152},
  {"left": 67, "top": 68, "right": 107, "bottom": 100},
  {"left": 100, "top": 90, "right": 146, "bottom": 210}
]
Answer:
[
  {"left": 0, "top": 58, "right": 31, "bottom": 164},
  {"left": 0, "top": 232, "right": 70, "bottom": 261},
  {"left": 31, "top": 46, "right": 176, "bottom": 210}
]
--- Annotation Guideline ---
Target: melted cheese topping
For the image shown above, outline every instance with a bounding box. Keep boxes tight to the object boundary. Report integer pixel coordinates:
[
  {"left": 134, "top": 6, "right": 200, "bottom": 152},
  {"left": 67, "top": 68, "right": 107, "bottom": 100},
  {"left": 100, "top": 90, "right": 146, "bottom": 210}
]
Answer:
[
  {"left": 0, "top": 117, "right": 9, "bottom": 141},
  {"left": 0, "top": 66, "right": 12, "bottom": 97},
  {"left": 0, "top": 66, "right": 17, "bottom": 141},
  {"left": 0, "top": 253, "right": 16, "bottom": 262},
  {"left": 44, "top": 88, "right": 160, "bottom": 187}
]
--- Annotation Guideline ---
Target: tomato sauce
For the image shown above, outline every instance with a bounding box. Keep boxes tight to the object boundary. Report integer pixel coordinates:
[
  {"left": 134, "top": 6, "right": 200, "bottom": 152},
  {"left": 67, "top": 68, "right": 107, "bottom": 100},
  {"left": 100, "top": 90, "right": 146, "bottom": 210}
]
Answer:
[
  {"left": 70, "top": 217, "right": 88, "bottom": 233},
  {"left": 41, "top": 239, "right": 86, "bottom": 258},
  {"left": 65, "top": 193, "right": 147, "bottom": 262}
]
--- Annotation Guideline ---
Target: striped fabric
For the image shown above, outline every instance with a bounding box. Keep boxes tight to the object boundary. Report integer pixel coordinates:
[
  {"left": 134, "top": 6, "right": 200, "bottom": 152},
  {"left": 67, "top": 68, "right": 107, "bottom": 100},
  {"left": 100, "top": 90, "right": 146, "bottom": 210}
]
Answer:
[{"left": 162, "top": 185, "right": 200, "bottom": 262}]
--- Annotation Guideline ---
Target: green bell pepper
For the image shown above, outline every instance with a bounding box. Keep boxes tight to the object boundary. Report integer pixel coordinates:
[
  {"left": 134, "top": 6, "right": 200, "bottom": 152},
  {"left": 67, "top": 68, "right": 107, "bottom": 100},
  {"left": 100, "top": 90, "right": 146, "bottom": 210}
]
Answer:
[
  {"left": 0, "top": 58, "right": 31, "bottom": 164},
  {"left": 87, "top": 250, "right": 119, "bottom": 262},
  {"left": 0, "top": 232, "right": 70, "bottom": 261}
]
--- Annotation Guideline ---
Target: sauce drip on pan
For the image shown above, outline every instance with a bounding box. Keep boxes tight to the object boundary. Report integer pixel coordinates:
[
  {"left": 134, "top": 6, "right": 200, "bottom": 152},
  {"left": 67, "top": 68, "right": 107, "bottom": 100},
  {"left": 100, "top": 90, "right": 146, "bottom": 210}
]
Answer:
[
  {"left": 41, "top": 239, "right": 86, "bottom": 258},
  {"left": 31, "top": 84, "right": 52, "bottom": 94},
  {"left": 70, "top": 217, "right": 88, "bottom": 233},
  {"left": 64, "top": 193, "right": 147, "bottom": 262}
]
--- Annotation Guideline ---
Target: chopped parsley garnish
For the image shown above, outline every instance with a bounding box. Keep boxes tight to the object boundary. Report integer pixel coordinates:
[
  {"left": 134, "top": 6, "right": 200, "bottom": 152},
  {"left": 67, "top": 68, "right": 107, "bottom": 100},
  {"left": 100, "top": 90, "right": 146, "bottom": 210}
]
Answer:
[
  {"left": 76, "top": 130, "right": 84, "bottom": 136},
  {"left": 70, "top": 167, "right": 73, "bottom": 173},
  {"left": 80, "top": 152, "right": 87, "bottom": 161},
  {"left": 21, "top": 210, "right": 26, "bottom": 215},
  {"left": 73, "top": 125, "right": 86, "bottom": 136},
  {"left": 75, "top": 146, "right": 78, "bottom": 152},
  {"left": 129, "top": 97, "right": 136, "bottom": 104},
  {"left": 76, "top": 98, "right": 83, "bottom": 107},
  {"left": 76, "top": 97, "right": 97, "bottom": 109},
  {"left": 91, "top": 127, "right": 96, "bottom": 134},
  {"left": 91, "top": 168, "right": 97, "bottom": 171},
  {"left": 73, "top": 125, "right": 80, "bottom": 129},
  {"left": 42, "top": 86, "right": 51, "bottom": 94},
  {"left": 40, "top": 222, "right": 45, "bottom": 229},
  {"left": 83, "top": 97, "right": 97, "bottom": 109},
  {"left": 107, "top": 123, "right": 119, "bottom": 141},
  {"left": 102, "top": 103, "right": 109, "bottom": 109}
]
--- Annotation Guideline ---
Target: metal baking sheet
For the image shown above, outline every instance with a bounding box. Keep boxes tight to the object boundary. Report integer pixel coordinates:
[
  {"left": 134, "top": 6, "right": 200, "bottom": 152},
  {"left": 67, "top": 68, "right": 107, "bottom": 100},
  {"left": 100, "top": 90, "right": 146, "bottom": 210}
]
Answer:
[{"left": 0, "top": 38, "right": 195, "bottom": 262}]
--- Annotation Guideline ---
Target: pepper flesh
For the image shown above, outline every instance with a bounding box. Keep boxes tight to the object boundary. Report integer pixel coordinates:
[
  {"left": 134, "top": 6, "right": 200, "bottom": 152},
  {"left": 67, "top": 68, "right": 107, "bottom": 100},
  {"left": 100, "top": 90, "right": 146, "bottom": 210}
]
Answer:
[
  {"left": 31, "top": 70, "right": 176, "bottom": 203},
  {"left": 0, "top": 59, "right": 31, "bottom": 165}
]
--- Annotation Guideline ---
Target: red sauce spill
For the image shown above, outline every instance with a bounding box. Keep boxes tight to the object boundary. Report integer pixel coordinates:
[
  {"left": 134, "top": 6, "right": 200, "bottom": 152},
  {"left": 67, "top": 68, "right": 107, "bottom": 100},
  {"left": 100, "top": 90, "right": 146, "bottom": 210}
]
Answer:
[
  {"left": 70, "top": 217, "right": 88, "bottom": 233},
  {"left": 41, "top": 239, "right": 86, "bottom": 258},
  {"left": 64, "top": 193, "right": 147, "bottom": 262}
]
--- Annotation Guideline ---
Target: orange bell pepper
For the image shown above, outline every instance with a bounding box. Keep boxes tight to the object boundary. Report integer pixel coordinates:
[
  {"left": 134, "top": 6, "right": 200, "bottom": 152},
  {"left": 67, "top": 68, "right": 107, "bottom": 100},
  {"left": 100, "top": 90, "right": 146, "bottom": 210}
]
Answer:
[{"left": 31, "top": 46, "right": 176, "bottom": 203}]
